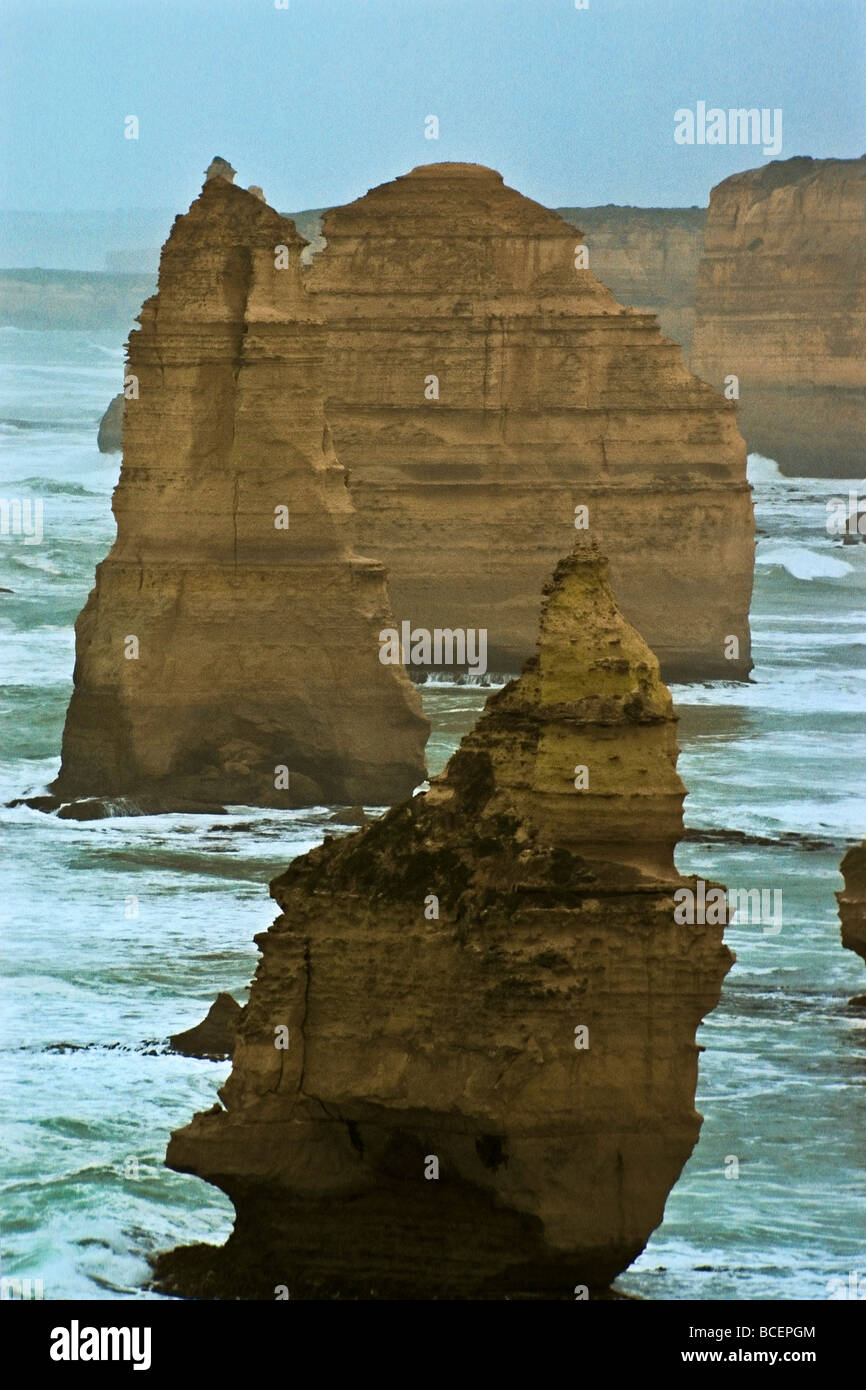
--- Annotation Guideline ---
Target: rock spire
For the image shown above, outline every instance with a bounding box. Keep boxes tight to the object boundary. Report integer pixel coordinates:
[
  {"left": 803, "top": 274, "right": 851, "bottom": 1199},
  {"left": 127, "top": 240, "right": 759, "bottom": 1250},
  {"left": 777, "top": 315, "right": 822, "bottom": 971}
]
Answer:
[{"left": 154, "top": 537, "right": 733, "bottom": 1298}]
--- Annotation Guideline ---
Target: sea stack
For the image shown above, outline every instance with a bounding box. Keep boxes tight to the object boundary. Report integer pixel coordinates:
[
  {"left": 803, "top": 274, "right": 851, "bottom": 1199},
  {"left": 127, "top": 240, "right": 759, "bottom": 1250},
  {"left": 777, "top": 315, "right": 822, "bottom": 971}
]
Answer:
[
  {"left": 53, "top": 175, "right": 428, "bottom": 811},
  {"left": 96, "top": 392, "right": 124, "bottom": 453},
  {"left": 310, "top": 162, "right": 753, "bottom": 679},
  {"left": 692, "top": 156, "right": 866, "bottom": 476},
  {"left": 154, "top": 537, "right": 733, "bottom": 1299},
  {"left": 838, "top": 841, "right": 866, "bottom": 975}
]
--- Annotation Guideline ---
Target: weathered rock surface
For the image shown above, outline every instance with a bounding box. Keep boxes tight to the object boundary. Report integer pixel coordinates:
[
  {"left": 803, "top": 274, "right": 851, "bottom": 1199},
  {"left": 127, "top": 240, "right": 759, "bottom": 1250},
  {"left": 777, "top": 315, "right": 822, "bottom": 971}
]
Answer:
[
  {"left": 154, "top": 538, "right": 733, "bottom": 1300},
  {"left": 171, "top": 994, "right": 242, "bottom": 1059},
  {"left": 838, "top": 841, "right": 866, "bottom": 975},
  {"left": 692, "top": 156, "right": 866, "bottom": 476},
  {"left": 89, "top": 204, "right": 705, "bottom": 408},
  {"left": 310, "top": 163, "right": 753, "bottom": 679},
  {"left": 557, "top": 205, "right": 705, "bottom": 361},
  {"left": 97, "top": 393, "right": 124, "bottom": 453},
  {"left": 53, "top": 177, "right": 428, "bottom": 811}
]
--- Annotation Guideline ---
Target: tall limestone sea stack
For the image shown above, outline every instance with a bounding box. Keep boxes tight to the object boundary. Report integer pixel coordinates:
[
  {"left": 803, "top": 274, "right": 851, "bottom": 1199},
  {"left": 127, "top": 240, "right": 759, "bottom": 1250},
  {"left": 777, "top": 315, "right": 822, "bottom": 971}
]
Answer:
[
  {"left": 692, "top": 156, "right": 866, "bottom": 476},
  {"left": 310, "top": 163, "right": 753, "bottom": 679},
  {"left": 53, "top": 174, "right": 428, "bottom": 811},
  {"left": 154, "top": 538, "right": 733, "bottom": 1299},
  {"left": 91, "top": 162, "right": 754, "bottom": 682},
  {"left": 96, "top": 392, "right": 124, "bottom": 453}
]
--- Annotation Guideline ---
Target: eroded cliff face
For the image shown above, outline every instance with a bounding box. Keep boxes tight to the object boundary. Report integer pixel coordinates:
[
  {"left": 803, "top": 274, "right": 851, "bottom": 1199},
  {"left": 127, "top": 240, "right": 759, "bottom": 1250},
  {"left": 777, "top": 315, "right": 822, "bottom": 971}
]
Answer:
[
  {"left": 54, "top": 178, "right": 428, "bottom": 811},
  {"left": 155, "top": 539, "right": 733, "bottom": 1299},
  {"left": 692, "top": 156, "right": 866, "bottom": 477},
  {"left": 557, "top": 205, "right": 705, "bottom": 361},
  {"left": 838, "top": 842, "right": 866, "bottom": 976},
  {"left": 310, "top": 163, "right": 753, "bottom": 679}
]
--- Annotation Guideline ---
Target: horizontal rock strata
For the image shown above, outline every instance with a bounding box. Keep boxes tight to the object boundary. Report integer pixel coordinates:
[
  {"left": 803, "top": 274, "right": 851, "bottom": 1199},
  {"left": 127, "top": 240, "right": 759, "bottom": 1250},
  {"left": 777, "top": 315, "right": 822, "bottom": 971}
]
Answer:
[
  {"left": 309, "top": 163, "right": 753, "bottom": 679},
  {"left": 692, "top": 156, "right": 866, "bottom": 477},
  {"left": 154, "top": 539, "right": 733, "bottom": 1299},
  {"left": 556, "top": 205, "right": 705, "bottom": 361},
  {"left": 54, "top": 177, "right": 428, "bottom": 810}
]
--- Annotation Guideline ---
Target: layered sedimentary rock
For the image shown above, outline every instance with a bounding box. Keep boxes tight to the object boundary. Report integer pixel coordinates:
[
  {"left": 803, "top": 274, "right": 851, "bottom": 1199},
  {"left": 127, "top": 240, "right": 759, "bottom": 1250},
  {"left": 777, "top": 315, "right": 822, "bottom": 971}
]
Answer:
[
  {"left": 54, "top": 177, "right": 428, "bottom": 810},
  {"left": 838, "top": 841, "right": 866, "bottom": 975},
  {"left": 310, "top": 163, "right": 753, "bottom": 679},
  {"left": 692, "top": 156, "right": 866, "bottom": 476},
  {"left": 92, "top": 201, "right": 706, "bottom": 435},
  {"left": 556, "top": 205, "right": 705, "bottom": 361},
  {"left": 155, "top": 539, "right": 733, "bottom": 1300}
]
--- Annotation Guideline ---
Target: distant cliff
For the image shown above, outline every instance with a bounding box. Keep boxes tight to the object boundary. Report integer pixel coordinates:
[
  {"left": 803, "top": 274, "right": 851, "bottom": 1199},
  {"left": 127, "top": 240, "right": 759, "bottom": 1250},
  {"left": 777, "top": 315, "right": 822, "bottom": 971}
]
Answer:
[
  {"left": 0, "top": 218, "right": 327, "bottom": 330},
  {"left": 154, "top": 538, "right": 733, "bottom": 1299},
  {"left": 692, "top": 156, "right": 866, "bottom": 476},
  {"left": 0, "top": 269, "right": 156, "bottom": 330},
  {"left": 556, "top": 205, "right": 705, "bottom": 360}
]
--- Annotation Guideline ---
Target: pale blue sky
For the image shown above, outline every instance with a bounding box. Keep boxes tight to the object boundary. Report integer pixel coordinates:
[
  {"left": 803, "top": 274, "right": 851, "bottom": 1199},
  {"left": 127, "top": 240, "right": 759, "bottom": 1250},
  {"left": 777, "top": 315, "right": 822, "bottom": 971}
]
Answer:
[{"left": 2, "top": 0, "right": 864, "bottom": 215}]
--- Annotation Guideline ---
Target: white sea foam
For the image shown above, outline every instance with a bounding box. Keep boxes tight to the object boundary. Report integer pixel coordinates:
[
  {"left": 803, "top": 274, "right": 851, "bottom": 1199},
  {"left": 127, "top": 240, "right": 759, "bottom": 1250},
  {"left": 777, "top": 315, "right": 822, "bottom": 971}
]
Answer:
[
  {"left": 747, "top": 452, "right": 784, "bottom": 483},
  {"left": 412, "top": 672, "right": 508, "bottom": 690},
  {"left": 756, "top": 543, "right": 853, "bottom": 580}
]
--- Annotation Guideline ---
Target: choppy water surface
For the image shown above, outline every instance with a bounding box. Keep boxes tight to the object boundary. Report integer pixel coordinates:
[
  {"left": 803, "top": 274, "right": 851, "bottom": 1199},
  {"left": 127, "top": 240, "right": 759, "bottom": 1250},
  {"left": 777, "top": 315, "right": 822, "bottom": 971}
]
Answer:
[{"left": 1, "top": 330, "right": 864, "bottom": 1299}]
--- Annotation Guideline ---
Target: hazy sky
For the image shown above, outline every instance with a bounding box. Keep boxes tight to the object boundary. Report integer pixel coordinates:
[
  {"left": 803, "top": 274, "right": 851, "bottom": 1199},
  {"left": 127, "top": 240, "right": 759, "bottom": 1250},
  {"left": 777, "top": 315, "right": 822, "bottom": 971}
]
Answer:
[{"left": 2, "top": 0, "right": 864, "bottom": 214}]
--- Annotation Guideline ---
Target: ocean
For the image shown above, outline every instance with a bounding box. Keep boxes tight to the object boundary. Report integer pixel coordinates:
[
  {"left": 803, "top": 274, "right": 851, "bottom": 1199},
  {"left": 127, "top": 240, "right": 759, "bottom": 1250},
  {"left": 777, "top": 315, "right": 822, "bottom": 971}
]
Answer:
[{"left": 1, "top": 326, "right": 864, "bottom": 1300}]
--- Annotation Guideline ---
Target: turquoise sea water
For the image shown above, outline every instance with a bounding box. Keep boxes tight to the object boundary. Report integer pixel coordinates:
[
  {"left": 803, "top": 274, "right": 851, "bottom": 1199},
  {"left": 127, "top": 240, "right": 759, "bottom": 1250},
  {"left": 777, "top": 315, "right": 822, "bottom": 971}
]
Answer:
[{"left": 1, "top": 327, "right": 865, "bottom": 1299}]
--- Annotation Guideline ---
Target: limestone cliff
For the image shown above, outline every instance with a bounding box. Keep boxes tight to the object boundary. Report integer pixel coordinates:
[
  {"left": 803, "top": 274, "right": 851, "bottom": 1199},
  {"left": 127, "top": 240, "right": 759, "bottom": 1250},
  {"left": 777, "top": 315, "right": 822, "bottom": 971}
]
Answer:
[
  {"left": 53, "top": 177, "right": 428, "bottom": 811},
  {"left": 838, "top": 841, "right": 866, "bottom": 975},
  {"left": 154, "top": 538, "right": 733, "bottom": 1300},
  {"left": 556, "top": 205, "right": 705, "bottom": 361},
  {"left": 692, "top": 156, "right": 866, "bottom": 476},
  {"left": 310, "top": 163, "right": 753, "bottom": 679}
]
